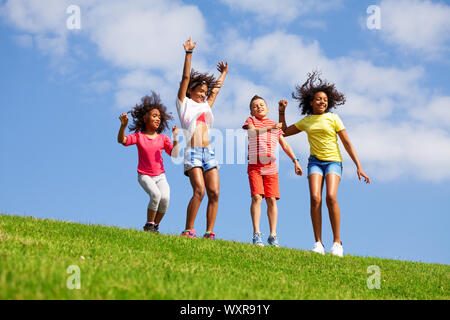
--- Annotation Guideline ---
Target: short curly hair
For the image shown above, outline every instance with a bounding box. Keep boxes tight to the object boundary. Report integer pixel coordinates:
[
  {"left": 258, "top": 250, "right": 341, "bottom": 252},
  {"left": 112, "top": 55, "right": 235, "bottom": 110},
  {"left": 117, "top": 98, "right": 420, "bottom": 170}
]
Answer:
[
  {"left": 186, "top": 69, "right": 217, "bottom": 98},
  {"left": 127, "top": 91, "right": 173, "bottom": 134},
  {"left": 292, "top": 70, "right": 346, "bottom": 115}
]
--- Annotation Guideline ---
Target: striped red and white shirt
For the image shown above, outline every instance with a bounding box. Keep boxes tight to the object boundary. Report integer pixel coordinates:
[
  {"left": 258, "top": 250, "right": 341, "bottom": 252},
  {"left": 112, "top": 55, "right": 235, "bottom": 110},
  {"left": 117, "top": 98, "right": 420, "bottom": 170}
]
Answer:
[{"left": 242, "top": 116, "right": 283, "bottom": 175}]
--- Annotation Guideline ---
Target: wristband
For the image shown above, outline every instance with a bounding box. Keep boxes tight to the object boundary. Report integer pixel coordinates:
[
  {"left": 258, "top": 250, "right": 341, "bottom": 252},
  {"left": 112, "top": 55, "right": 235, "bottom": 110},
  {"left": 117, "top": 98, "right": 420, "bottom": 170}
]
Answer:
[
  {"left": 292, "top": 157, "right": 299, "bottom": 163},
  {"left": 185, "top": 50, "right": 193, "bottom": 54}
]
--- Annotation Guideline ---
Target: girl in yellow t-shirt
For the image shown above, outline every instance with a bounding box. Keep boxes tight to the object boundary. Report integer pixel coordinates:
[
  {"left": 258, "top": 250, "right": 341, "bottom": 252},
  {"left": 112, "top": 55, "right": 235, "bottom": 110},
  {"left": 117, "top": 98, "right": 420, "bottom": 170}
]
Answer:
[{"left": 279, "top": 71, "right": 370, "bottom": 257}]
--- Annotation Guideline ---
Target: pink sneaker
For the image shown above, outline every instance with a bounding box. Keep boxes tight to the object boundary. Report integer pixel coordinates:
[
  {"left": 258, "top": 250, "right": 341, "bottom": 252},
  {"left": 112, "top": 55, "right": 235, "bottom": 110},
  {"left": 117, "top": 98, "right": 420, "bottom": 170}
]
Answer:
[
  {"left": 203, "top": 232, "right": 216, "bottom": 240},
  {"left": 180, "top": 229, "right": 197, "bottom": 238}
]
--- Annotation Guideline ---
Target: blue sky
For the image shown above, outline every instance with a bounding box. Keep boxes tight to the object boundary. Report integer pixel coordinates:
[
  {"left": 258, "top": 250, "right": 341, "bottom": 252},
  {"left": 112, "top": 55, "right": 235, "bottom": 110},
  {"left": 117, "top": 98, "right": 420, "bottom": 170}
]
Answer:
[{"left": 1, "top": 0, "right": 449, "bottom": 265}]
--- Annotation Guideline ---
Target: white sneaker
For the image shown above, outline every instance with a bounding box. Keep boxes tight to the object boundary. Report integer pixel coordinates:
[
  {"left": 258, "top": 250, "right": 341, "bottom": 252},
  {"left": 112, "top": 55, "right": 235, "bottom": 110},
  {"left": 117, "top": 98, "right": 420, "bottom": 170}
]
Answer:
[
  {"left": 312, "top": 241, "right": 325, "bottom": 255},
  {"left": 331, "top": 242, "right": 344, "bottom": 257}
]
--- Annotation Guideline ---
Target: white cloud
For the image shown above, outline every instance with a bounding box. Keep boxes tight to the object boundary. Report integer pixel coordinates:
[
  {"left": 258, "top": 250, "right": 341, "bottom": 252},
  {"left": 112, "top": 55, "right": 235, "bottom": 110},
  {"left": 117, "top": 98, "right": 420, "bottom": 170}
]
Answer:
[
  {"left": 410, "top": 96, "right": 450, "bottom": 128},
  {"left": 345, "top": 122, "right": 450, "bottom": 181},
  {"left": 225, "top": 31, "right": 325, "bottom": 85},
  {"left": 0, "top": 0, "right": 211, "bottom": 108},
  {"left": 114, "top": 70, "right": 181, "bottom": 112},
  {"left": 0, "top": 0, "right": 67, "bottom": 34},
  {"left": 220, "top": 30, "right": 450, "bottom": 181},
  {"left": 379, "top": 0, "right": 450, "bottom": 56},
  {"left": 224, "top": 30, "right": 424, "bottom": 104},
  {"left": 212, "top": 73, "right": 274, "bottom": 128},
  {"left": 1, "top": 0, "right": 69, "bottom": 55},
  {"left": 84, "top": 0, "right": 209, "bottom": 71},
  {"left": 2, "top": 0, "right": 449, "bottom": 181},
  {"left": 220, "top": 0, "right": 342, "bottom": 22}
]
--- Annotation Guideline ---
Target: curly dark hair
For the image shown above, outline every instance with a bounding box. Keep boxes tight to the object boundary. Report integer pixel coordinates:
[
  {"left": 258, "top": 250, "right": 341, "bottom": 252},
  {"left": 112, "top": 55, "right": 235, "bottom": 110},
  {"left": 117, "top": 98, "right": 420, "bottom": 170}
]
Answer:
[
  {"left": 127, "top": 91, "right": 173, "bottom": 134},
  {"left": 186, "top": 69, "right": 218, "bottom": 98},
  {"left": 292, "top": 70, "right": 346, "bottom": 115}
]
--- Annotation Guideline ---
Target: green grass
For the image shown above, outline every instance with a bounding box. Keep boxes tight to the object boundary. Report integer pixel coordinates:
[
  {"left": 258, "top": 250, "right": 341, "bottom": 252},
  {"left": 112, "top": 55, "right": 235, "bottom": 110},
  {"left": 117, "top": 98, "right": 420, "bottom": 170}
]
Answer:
[{"left": 0, "top": 214, "right": 448, "bottom": 300}]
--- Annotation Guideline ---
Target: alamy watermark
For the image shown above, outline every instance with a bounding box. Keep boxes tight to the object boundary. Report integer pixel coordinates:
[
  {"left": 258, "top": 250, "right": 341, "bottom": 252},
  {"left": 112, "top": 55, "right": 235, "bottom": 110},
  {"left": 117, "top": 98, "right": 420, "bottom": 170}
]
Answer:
[
  {"left": 66, "top": 5, "right": 81, "bottom": 30},
  {"left": 66, "top": 265, "right": 81, "bottom": 290},
  {"left": 170, "top": 128, "right": 282, "bottom": 173},
  {"left": 366, "top": 265, "right": 381, "bottom": 289},
  {"left": 367, "top": 5, "right": 381, "bottom": 30}
]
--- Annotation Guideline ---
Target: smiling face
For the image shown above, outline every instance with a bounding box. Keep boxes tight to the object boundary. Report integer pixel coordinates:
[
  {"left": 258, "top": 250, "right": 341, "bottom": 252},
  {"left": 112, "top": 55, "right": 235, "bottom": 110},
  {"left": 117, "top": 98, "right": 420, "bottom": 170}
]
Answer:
[
  {"left": 189, "top": 84, "right": 208, "bottom": 103},
  {"left": 144, "top": 108, "right": 161, "bottom": 131},
  {"left": 250, "top": 98, "right": 269, "bottom": 119},
  {"left": 310, "top": 91, "right": 328, "bottom": 115}
]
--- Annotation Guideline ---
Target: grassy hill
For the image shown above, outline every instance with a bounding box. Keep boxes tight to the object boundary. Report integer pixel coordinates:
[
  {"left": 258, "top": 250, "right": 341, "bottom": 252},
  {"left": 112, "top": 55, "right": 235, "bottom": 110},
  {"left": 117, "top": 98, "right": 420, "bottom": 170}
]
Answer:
[{"left": 0, "top": 214, "right": 448, "bottom": 300}]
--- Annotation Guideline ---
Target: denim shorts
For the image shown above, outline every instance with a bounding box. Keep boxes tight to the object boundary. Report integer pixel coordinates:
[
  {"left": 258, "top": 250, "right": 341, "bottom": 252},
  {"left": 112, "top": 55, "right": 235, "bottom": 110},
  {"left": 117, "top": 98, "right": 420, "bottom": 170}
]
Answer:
[
  {"left": 184, "top": 146, "right": 219, "bottom": 176},
  {"left": 307, "top": 155, "right": 342, "bottom": 178}
]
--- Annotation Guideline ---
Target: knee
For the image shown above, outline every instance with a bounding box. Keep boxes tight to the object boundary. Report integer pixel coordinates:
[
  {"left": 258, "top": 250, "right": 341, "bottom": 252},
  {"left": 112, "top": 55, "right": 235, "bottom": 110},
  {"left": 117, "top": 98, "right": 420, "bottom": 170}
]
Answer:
[
  {"left": 310, "top": 194, "right": 322, "bottom": 207},
  {"left": 193, "top": 187, "right": 205, "bottom": 201},
  {"left": 160, "top": 193, "right": 170, "bottom": 206},
  {"left": 151, "top": 190, "right": 162, "bottom": 203},
  {"left": 252, "top": 194, "right": 262, "bottom": 204},
  {"left": 207, "top": 188, "right": 220, "bottom": 202},
  {"left": 265, "top": 197, "right": 277, "bottom": 207},
  {"left": 326, "top": 194, "right": 338, "bottom": 206}
]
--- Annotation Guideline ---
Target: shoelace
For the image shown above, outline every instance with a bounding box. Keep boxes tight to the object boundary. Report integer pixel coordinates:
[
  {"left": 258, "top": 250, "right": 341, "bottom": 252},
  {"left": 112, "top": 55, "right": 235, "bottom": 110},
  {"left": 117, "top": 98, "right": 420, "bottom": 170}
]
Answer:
[{"left": 252, "top": 232, "right": 263, "bottom": 239}]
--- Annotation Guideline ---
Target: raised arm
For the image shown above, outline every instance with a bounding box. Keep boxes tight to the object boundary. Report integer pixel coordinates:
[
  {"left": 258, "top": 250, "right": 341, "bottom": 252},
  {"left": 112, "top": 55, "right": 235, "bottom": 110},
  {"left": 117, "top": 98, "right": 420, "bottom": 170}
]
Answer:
[
  {"left": 117, "top": 113, "right": 128, "bottom": 145},
  {"left": 178, "top": 37, "right": 197, "bottom": 102},
  {"left": 337, "top": 129, "right": 371, "bottom": 184},
  {"left": 278, "top": 99, "right": 301, "bottom": 137},
  {"left": 206, "top": 61, "right": 228, "bottom": 107}
]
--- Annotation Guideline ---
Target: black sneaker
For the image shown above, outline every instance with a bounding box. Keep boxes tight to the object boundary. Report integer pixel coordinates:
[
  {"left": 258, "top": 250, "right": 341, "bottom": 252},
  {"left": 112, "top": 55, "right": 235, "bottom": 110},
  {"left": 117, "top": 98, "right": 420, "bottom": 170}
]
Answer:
[{"left": 143, "top": 222, "right": 159, "bottom": 233}]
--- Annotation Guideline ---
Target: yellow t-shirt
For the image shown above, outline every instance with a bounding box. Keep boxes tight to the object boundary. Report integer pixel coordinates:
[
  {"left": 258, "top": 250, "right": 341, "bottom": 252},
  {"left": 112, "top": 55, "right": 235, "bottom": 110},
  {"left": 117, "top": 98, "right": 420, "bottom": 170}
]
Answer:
[{"left": 295, "top": 113, "right": 345, "bottom": 162}]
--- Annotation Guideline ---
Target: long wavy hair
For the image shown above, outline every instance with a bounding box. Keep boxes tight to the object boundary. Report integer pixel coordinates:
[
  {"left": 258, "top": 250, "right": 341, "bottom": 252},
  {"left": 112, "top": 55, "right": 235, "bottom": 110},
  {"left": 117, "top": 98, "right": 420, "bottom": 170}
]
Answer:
[
  {"left": 186, "top": 69, "right": 218, "bottom": 98},
  {"left": 127, "top": 91, "right": 173, "bottom": 133},
  {"left": 292, "top": 70, "right": 346, "bottom": 115}
]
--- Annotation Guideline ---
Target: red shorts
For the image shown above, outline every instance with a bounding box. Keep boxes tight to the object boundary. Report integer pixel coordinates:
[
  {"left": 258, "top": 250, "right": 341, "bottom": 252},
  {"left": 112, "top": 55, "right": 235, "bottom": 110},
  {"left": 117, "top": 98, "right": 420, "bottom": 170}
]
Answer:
[{"left": 247, "top": 165, "right": 280, "bottom": 200}]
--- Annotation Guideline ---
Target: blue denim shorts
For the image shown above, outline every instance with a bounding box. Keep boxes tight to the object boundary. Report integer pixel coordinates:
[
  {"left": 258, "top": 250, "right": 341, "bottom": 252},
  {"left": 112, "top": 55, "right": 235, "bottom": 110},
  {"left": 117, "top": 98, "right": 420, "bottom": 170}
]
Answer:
[
  {"left": 307, "top": 155, "right": 342, "bottom": 178},
  {"left": 184, "top": 146, "right": 219, "bottom": 176}
]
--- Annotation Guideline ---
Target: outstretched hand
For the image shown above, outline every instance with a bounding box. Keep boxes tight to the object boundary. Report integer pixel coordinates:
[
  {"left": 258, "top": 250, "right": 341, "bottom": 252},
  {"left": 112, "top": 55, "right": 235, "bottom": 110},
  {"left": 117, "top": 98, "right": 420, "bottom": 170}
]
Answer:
[
  {"left": 279, "top": 99, "right": 288, "bottom": 113},
  {"left": 119, "top": 113, "right": 128, "bottom": 127},
  {"left": 183, "top": 37, "right": 197, "bottom": 52},
  {"left": 217, "top": 61, "right": 228, "bottom": 74}
]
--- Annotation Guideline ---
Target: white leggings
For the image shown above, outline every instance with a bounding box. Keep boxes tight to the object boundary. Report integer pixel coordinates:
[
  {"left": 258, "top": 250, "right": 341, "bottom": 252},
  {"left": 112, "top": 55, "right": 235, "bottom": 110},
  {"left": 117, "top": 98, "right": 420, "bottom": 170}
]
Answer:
[{"left": 138, "top": 173, "right": 170, "bottom": 213}]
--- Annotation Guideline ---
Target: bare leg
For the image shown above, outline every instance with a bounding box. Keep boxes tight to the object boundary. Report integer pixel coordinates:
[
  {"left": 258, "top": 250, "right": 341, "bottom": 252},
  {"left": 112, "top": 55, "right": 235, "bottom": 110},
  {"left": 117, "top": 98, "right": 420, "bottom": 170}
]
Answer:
[
  {"left": 185, "top": 168, "right": 205, "bottom": 230},
  {"left": 147, "top": 209, "right": 157, "bottom": 223},
  {"left": 308, "top": 174, "right": 324, "bottom": 243},
  {"left": 203, "top": 168, "right": 220, "bottom": 233},
  {"left": 251, "top": 194, "right": 263, "bottom": 234},
  {"left": 325, "top": 173, "right": 341, "bottom": 244},
  {"left": 266, "top": 197, "right": 278, "bottom": 236},
  {"left": 154, "top": 211, "right": 165, "bottom": 225}
]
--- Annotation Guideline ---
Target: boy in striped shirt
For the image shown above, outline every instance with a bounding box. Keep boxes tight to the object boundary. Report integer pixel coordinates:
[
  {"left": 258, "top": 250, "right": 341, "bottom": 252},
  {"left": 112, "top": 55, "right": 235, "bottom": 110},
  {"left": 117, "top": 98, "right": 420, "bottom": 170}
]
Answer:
[{"left": 242, "top": 95, "right": 303, "bottom": 247}]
